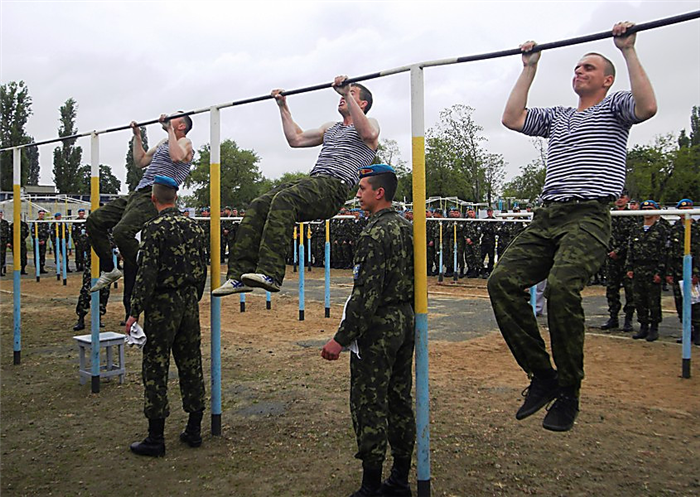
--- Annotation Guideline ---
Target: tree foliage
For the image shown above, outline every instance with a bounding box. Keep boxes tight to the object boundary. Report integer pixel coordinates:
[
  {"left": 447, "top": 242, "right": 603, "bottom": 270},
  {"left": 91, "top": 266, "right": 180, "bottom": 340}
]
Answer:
[
  {"left": 52, "top": 98, "right": 83, "bottom": 193},
  {"left": 26, "top": 141, "right": 40, "bottom": 185},
  {"left": 0, "top": 81, "right": 33, "bottom": 190},
  {"left": 185, "top": 139, "right": 263, "bottom": 209},
  {"left": 375, "top": 138, "right": 412, "bottom": 202},
  {"left": 76, "top": 164, "right": 122, "bottom": 194},
  {"left": 502, "top": 139, "right": 547, "bottom": 200},
  {"left": 125, "top": 127, "right": 148, "bottom": 191}
]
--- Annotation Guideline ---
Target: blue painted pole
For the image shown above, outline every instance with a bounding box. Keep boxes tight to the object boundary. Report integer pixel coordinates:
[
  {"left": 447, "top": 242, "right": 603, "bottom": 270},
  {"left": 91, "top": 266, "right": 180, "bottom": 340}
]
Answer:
[
  {"left": 299, "top": 224, "right": 305, "bottom": 321},
  {"left": 293, "top": 226, "right": 298, "bottom": 273},
  {"left": 55, "top": 228, "right": 61, "bottom": 281},
  {"left": 681, "top": 257, "right": 692, "bottom": 379},
  {"left": 112, "top": 250, "right": 119, "bottom": 289},
  {"left": 240, "top": 292, "right": 246, "bottom": 313},
  {"left": 266, "top": 291, "right": 272, "bottom": 310},
  {"left": 307, "top": 224, "right": 312, "bottom": 272},
  {"left": 34, "top": 225, "right": 40, "bottom": 282},
  {"left": 90, "top": 133, "right": 101, "bottom": 393},
  {"left": 452, "top": 225, "right": 458, "bottom": 283},
  {"left": 12, "top": 149, "right": 22, "bottom": 365},
  {"left": 324, "top": 219, "right": 331, "bottom": 318},
  {"left": 61, "top": 226, "right": 68, "bottom": 285},
  {"left": 210, "top": 107, "right": 223, "bottom": 435},
  {"left": 438, "top": 223, "right": 443, "bottom": 283},
  {"left": 530, "top": 286, "right": 537, "bottom": 315},
  {"left": 211, "top": 296, "right": 222, "bottom": 431}
]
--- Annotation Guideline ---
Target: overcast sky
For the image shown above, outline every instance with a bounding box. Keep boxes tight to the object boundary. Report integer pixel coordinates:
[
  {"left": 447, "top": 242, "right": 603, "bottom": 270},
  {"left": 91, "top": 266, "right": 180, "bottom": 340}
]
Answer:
[{"left": 2, "top": 1, "right": 699, "bottom": 197}]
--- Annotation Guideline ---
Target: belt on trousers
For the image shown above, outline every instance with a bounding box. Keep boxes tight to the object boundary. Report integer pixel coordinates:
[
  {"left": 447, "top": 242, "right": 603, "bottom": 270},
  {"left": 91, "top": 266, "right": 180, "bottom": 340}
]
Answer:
[{"left": 542, "top": 196, "right": 616, "bottom": 207}]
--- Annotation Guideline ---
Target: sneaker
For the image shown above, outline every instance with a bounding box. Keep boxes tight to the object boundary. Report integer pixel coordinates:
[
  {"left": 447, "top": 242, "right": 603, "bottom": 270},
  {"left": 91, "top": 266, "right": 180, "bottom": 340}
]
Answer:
[
  {"left": 241, "top": 273, "right": 280, "bottom": 293},
  {"left": 211, "top": 279, "right": 253, "bottom": 296},
  {"left": 542, "top": 393, "right": 579, "bottom": 432},
  {"left": 516, "top": 375, "right": 560, "bottom": 420},
  {"left": 89, "top": 268, "right": 123, "bottom": 293}
]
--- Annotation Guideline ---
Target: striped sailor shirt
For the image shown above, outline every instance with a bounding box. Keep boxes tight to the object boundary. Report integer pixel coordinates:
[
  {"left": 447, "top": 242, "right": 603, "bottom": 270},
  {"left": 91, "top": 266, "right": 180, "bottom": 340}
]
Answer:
[
  {"left": 137, "top": 140, "right": 192, "bottom": 190},
  {"left": 521, "top": 91, "right": 641, "bottom": 202},
  {"left": 310, "top": 122, "right": 376, "bottom": 187}
]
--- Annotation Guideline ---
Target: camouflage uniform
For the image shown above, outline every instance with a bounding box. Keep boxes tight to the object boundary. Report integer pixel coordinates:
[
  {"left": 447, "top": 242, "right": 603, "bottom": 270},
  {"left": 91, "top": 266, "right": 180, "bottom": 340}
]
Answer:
[
  {"left": 32, "top": 219, "right": 50, "bottom": 270},
  {"left": 666, "top": 218, "right": 700, "bottom": 327},
  {"left": 445, "top": 220, "right": 461, "bottom": 276},
  {"left": 488, "top": 200, "right": 611, "bottom": 393},
  {"left": 463, "top": 220, "right": 480, "bottom": 277},
  {"left": 479, "top": 218, "right": 497, "bottom": 276},
  {"left": 198, "top": 212, "right": 211, "bottom": 262},
  {"left": 496, "top": 221, "right": 512, "bottom": 260},
  {"left": 604, "top": 211, "right": 636, "bottom": 321},
  {"left": 75, "top": 255, "right": 110, "bottom": 318},
  {"left": 333, "top": 208, "right": 415, "bottom": 468},
  {"left": 626, "top": 219, "right": 667, "bottom": 326},
  {"left": 311, "top": 222, "right": 325, "bottom": 267},
  {"left": 130, "top": 207, "right": 208, "bottom": 420},
  {"left": 11, "top": 222, "right": 29, "bottom": 272},
  {"left": 330, "top": 217, "right": 344, "bottom": 269},
  {"left": 226, "top": 176, "right": 350, "bottom": 285},
  {"left": 50, "top": 221, "right": 71, "bottom": 270},
  {"left": 0, "top": 217, "right": 9, "bottom": 274},
  {"left": 72, "top": 220, "right": 89, "bottom": 271},
  {"left": 426, "top": 219, "right": 437, "bottom": 276}
]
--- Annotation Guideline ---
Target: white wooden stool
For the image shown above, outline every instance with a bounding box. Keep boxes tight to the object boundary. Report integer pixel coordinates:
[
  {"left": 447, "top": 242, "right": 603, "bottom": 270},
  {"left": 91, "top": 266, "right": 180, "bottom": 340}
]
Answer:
[{"left": 73, "top": 332, "right": 126, "bottom": 385}]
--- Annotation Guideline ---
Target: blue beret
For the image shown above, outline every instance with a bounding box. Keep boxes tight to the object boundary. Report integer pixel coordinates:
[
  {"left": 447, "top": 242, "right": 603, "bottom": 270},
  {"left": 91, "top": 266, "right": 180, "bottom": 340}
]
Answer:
[
  {"left": 54, "top": 212, "right": 61, "bottom": 218},
  {"left": 677, "top": 199, "right": 693, "bottom": 208},
  {"left": 641, "top": 200, "right": 659, "bottom": 209},
  {"left": 358, "top": 164, "right": 396, "bottom": 178},
  {"left": 153, "top": 175, "right": 179, "bottom": 190},
  {"left": 78, "top": 208, "right": 85, "bottom": 213}
]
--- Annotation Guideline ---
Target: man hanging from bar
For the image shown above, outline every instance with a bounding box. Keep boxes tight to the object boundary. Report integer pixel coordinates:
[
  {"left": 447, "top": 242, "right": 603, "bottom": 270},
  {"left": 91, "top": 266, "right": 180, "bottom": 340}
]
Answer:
[
  {"left": 321, "top": 165, "right": 415, "bottom": 497},
  {"left": 86, "top": 113, "right": 193, "bottom": 297},
  {"left": 213, "top": 75, "right": 379, "bottom": 295},
  {"left": 488, "top": 21, "right": 657, "bottom": 432}
]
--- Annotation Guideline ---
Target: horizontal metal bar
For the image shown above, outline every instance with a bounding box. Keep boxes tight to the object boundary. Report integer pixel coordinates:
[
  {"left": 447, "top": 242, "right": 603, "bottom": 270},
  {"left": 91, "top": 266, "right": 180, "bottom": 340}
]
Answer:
[{"left": 2, "top": 9, "right": 698, "bottom": 153}]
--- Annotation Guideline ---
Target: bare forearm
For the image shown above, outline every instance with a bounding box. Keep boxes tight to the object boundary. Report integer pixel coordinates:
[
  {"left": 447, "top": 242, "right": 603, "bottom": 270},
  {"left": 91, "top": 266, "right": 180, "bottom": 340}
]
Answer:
[
  {"left": 167, "top": 129, "right": 187, "bottom": 162},
  {"left": 502, "top": 65, "right": 537, "bottom": 131},
  {"left": 133, "top": 137, "right": 147, "bottom": 167},
  {"left": 621, "top": 47, "right": 657, "bottom": 121},
  {"left": 279, "top": 105, "right": 304, "bottom": 147},
  {"left": 346, "top": 97, "right": 378, "bottom": 146}
]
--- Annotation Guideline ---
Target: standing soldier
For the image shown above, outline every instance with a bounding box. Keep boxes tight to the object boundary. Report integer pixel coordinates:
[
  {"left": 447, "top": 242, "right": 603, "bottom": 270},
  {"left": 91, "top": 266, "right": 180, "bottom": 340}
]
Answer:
[
  {"left": 0, "top": 211, "right": 9, "bottom": 276},
  {"left": 10, "top": 219, "right": 29, "bottom": 275},
  {"left": 496, "top": 213, "right": 513, "bottom": 261},
  {"left": 627, "top": 200, "right": 667, "bottom": 341},
  {"left": 601, "top": 191, "right": 636, "bottom": 331},
  {"left": 321, "top": 165, "right": 415, "bottom": 497},
  {"left": 72, "top": 208, "right": 89, "bottom": 272},
  {"left": 666, "top": 199, "right": 700, "bottom": 345},
  {"left": 199, "top": 208, "right": 211, "bottom": 263},
  {"left": 126, "top": 176, "right": 208, "bottom": 457},
  {"left": 33, "top": 210, "right": 50, "bottom": 274},
  {"left": 445, "top": 208, "right": 460, "bottom": 277},
  {"left": 463, "top": 208, "right": 480, "bottom": 278},
  {"left": 426, "top": 210, "right": 437, "bottom": 276},
  {"left": 479, "top": 208, "right": 497, "bottom": 278},
  {"left": 228, "top": 208, "right": 240, "bottom": 263},
  {"left": 221, "top": 206, "right": 233, "bottom": 263}
]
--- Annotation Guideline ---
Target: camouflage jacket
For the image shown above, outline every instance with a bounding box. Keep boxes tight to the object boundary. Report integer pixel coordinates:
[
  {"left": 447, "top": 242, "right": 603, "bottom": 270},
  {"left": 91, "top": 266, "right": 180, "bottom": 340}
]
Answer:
[
  {"left": 71, "top": 221, "right": 89, "bottom": 249},
  {"left": 130, "top": 207, "right": 208, "bottom": 318},
  {"left": 608, "top": 209, "right": 636, "bottom": 257},
  {"left": 11, "top": 222, "right": 29, "bottom": 245},
  {"left": 626, "top": 219, "right": 668, "bottom": 276},
  {"left": 334, "top": 208, "right": 414, "bottom": 347},
  {"left": 666, "top": 218, "right": 700, "bottom": 279},
  {"left": 32, "top": 219, "right": 50, "bottom": 241},
  {"left": 479, "top": 218, "right": 497, "bottom": 244},
  {"left": 0, "top": 219, "right": 9, "bottom": 243}
]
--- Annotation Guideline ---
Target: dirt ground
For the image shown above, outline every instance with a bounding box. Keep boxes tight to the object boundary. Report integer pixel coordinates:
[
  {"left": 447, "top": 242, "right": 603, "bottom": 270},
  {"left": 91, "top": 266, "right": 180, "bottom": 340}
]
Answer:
[{"left": 1, "top": 267, "right": 699, "bottom": 496}]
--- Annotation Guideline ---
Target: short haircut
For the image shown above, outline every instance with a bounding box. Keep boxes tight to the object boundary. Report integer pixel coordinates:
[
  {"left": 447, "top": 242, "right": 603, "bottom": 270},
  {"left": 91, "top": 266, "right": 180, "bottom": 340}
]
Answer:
[
  {"left": 351, "top": 83, "right": 373, "bottom": 114},
  {"left": 152, "top": 183, "right": 177, "bottom": 204},
  {"left": 584, "top": 52, "right": 616, "bottom": 78},
  {"left": 176, "top": 111, "right": 193, "bottom": 135},
  {"left": 366, "top": 172, "right": 397, "bottom": 202}
]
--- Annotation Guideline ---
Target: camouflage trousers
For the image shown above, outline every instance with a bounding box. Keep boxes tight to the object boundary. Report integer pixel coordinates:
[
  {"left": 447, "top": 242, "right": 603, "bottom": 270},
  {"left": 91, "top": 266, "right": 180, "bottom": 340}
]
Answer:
[
  {"left": 13, "top": 242, "right": 27, "bottom": 269},
  {"left": 76, "top": 259, "right": 109, "bottom": 317},
  {"left": 488, "top": 200, "right": 611, "bottom": 391},
  {"left": 74, "top": 242, "right": 88, "bottom": 271},
  {"left": 605, "top": 258, "right": 635, "bottom": 317},
  {"left": 481, "top": 242, "right": 495, "bottom": 275},
  {"left": 0, "top": 242, "right": 6, "bottom": 269},
  {"left": 142, "top": 287, "right": 205, "bottom": 419},
  {"left": 632, "top": 267, "right": 662, "bottom": 325},
  {"left": 447, "top": 240, "right": 465, "bottom": 274},
  {"left": 33, "top": 240, "right": 47, "bottom": 267},
  {"left": 350, "top": 302, "right": 416, "bottom": 467},
  {"left": 227, "top": 175, "right": 349, "bottom": 284},
  {"left": 465, "top": 244, "right": 479, "bottom": 275},
  {"left": 86, "top": 187, "right": 157, "bottom": 271}
]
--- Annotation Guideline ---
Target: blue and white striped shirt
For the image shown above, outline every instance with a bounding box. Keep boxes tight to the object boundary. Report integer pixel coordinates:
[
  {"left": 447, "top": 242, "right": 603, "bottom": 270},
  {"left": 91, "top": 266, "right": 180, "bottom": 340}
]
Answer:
[
  {"left": 137, "top": 140, "right": 192, "bottom": 190},
  {"left": 522, "top": 91, "right": 641, "bottom": 202},
  {"left": 310, "top": 122, "right": 376, "bottom": 187}
]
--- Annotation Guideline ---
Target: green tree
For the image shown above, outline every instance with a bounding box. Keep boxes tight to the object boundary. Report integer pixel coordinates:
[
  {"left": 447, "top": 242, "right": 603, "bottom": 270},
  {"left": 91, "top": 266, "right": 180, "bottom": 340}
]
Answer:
[
  {"left": 52, "top": 98, "right": 83, "bottom": 193},
  {"left": 75, "top": 163, "right": 122, "bottom": 194},
  {"left": 502, "top": 139, "right": 547, "bottom": 200},
  {"left": 0, "top": 81, "right": 33, "bottom": 190},
  {"left": 26, "top": 141, "right": 40, "bottom": 185},
  {"left": 625, "top": 134, "right": 677, "bottom": 201},
  {"left": 185, "top": 139, "right": 262, "bottom": 209},
  {"left": 125, "top": 127, "right": 148, "bottom": 191},
  {"left": 375, "top": 138, "right": 412, "bottom": 201}
]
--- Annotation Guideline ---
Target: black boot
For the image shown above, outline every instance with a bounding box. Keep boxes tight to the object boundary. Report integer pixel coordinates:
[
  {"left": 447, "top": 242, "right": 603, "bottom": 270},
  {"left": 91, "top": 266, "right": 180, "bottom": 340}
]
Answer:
[
  {"left": 21, "top": 267, "right": 27, "bottom": 275},
  {"left": 40, "top": 266, "right": 48, "bottom": 274},
  {"left": 600, "top": 317, "right": 619, "bottom": 330},
  {"left": 180, "top": 410, "right": 203, "bottom": 448},
  {"left": 350, "top": 464, "right": 382, "bottom": 497},
  {"left": 73, "top": 316, "right": 85, "bottom": 331},
  {"left": 130, "top": 418, "right": 165, "bottom": 457},
  {"left": 380, "top": 457, "right": 412, "bottom": 497},
  {"left": 633, "top": 323, "right": 648, "bottom": 340},
  {"left": 622, "top": 313, "right": 634, "bottom": 332},
  {"left": 646, "top": 323, "right": 659, "bottom": 342}
]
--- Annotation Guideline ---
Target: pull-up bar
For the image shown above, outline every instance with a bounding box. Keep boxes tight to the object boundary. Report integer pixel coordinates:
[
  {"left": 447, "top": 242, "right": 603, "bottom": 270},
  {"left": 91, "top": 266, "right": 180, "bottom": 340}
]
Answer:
[{"left": 4, "top": 9, "right": 698, "bottom": 152}]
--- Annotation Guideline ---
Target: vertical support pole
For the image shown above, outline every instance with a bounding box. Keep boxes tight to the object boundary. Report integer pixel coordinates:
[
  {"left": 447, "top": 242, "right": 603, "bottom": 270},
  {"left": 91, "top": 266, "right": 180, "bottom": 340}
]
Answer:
[
  {"left": 90, "top": 133, "right": 101, "bottom": 393},
  {"left": 530, "top": 286, "right": 537, "bottom": 316},
  {"left": 299, "top": 223, "right": 305, "bottom": 321},
  {"left": 34, "top": 222, "right": 40, "bottom": 281},
  {"left": 266, "top": 291, "right": 272, "bottom": 310},
  {"left": 240, "top": 293, "right": 246, "bottom": 313},
  {"left": 112, "top": 250, "right": 119, "bottom": 288},
  {"left": 12, "top": 148, "right": 22, "bottom": 365},
  {"left": 325, "top": 219, "right": 331, "bottom": 318},
  {"left": 55, "top": 222, "right": 61, "bottom": 281},
  {"left": 452, "top": 223, "right": 458, "bottom": 283},
  {"left": 61, "top": 224, "right": 68, "bottom": 285},
  {"left": 411, "top": 64, "right": 431, "bottom": 497},
  {"left": 307, "top": 223, "right": 312, "bottom": 271},
  {"left": 438, "top": 222, "right": 443, "bottom": 283},
  {"left": 210, "top": 107, "right": 223, "bottom": 435},
  {"left": 681, "top": 213, "right": 692, "bottom": 379},
  {"left": 293, "top": 226, "right": 298, "bottom": 272}
]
